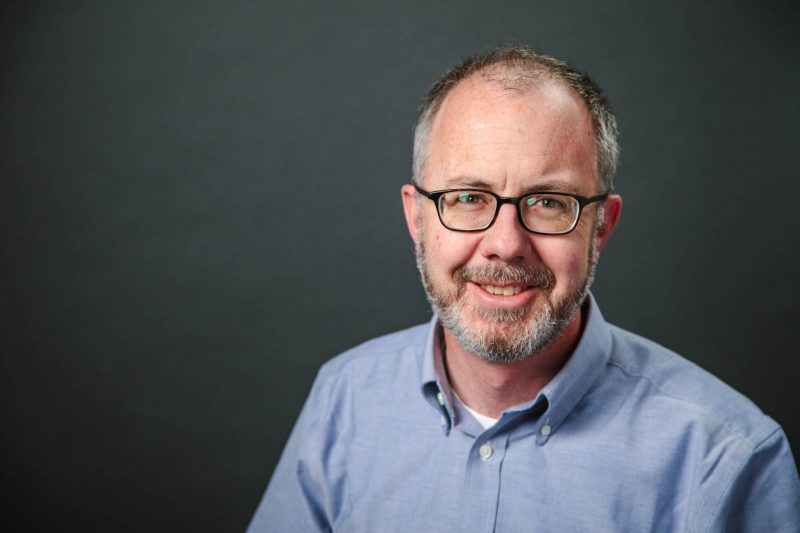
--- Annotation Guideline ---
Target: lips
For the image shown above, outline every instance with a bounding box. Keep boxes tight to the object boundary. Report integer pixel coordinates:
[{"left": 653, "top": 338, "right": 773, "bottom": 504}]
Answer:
[{"left": 454, "top": 264, "right": 555, "bottom": 299}]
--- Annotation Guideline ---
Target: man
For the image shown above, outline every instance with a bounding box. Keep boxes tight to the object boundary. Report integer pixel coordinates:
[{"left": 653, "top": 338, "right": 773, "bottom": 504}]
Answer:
[{"left": 249, "top": 46, "right": 800, "bottom": 531}]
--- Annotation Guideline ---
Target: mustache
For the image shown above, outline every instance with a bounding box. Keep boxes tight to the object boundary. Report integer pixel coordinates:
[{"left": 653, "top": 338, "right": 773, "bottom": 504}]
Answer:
[{"left": 453, "top": 264, "right": 555, "bottom": 291}]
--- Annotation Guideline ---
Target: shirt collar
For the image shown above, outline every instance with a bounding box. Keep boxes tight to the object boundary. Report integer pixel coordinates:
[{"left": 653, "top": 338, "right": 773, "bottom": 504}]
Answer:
[
  {"left": 533, "top": 294, "right": 612, "bottom": 440},
  {"left": 419, "top": 293, "right": 612, "bottom": 439},
  {"left": 420, "top": 319, "right": 455, "bottom": 433}
]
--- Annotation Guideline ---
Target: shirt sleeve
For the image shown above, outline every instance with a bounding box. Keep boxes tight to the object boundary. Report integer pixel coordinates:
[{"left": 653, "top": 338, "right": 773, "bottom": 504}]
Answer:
[
  {"left": 709, "top": 425, "right": 800, "bottom": 532},
  {"left": 246, "top": 367, "right": 345, "bottom": 533}
]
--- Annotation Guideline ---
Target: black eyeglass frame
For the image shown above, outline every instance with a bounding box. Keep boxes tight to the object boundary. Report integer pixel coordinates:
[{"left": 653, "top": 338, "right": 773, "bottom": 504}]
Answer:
[{"left": 413, "top": 184, "right": 609, "bottom": 235}]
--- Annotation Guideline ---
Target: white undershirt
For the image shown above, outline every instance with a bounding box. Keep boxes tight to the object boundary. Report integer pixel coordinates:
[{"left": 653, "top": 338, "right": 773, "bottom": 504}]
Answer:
[{"left": 454, "top": 391, "right": 499, "bottom": 430}]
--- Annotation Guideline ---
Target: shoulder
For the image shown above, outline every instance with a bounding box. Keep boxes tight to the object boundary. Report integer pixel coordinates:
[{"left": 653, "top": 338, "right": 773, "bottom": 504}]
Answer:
[
  {"left": 318, "top": 322, "right": 429, "bottom": 374},
  {"left": 308, "top": 322, "right": 431, "bottom": 399},
  {"left": 597, "top": 324, "right": 800, "bottom": 528},
  {"left": 604, "top": 323, "right": 778, "bottom": 448}
]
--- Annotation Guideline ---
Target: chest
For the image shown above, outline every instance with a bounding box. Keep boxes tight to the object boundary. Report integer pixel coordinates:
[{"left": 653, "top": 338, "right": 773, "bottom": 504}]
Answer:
[{"left": 332, "top": 419, "right": 695, "bottom": 532}]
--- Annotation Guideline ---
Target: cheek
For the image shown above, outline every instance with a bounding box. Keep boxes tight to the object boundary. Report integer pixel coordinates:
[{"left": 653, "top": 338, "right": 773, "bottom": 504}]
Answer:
[
  {"left": 534, "top": 238, "right": 590, "bottom": 286},
  {"left": 424, "top": 222, "right": 478, "bottom": 274}
]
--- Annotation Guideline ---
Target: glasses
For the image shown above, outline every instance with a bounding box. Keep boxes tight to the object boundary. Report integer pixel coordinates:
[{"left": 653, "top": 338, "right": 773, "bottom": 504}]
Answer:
[{"left": 414, "top": 184, "right": 608, "bottom": 235}]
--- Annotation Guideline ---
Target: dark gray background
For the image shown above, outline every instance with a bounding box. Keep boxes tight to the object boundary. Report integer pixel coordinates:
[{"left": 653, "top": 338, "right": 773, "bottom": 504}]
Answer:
[{"left": 2, "top": 1, "right": 798, "bottom": 531}]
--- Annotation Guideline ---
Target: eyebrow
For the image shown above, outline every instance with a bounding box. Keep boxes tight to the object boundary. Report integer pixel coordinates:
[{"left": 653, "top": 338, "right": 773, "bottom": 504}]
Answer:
[
  {"left": 442, "top": 176, "right": 584, "bottom": 195},
  {"left": 442, "top": 176, "right": 494, "bottom": 189},
  {"left": 522, "top": 180, "right": 583, "bottom": 195}
]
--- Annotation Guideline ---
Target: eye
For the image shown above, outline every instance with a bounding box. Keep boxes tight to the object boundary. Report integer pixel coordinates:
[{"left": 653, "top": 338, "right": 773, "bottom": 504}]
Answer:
[
  {"left": 526, "top": 195, "right": 566, "bottom": 210},
  {"left": 539, "top": 197, "right": 563, "bottom": 209},
  {"left": 457, "top": 193, "right": 482, "bottom": 204},
  {"left": 441, "top": 190, "right": 493, "bottom": 211}
]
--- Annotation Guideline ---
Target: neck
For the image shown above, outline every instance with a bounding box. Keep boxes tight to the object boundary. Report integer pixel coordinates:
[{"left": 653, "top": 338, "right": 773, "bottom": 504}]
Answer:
[{"left": 443, "top": 309, "right": 584, "bottom": 419}]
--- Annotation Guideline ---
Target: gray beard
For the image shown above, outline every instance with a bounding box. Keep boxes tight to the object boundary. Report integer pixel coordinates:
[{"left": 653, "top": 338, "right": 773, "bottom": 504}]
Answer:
[{"left": 415, "top": 238, "right": 598, "bottom": 364}]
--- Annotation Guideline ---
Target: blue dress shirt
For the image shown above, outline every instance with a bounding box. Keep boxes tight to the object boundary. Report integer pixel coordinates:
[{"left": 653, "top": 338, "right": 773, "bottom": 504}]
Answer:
[{"left": 249, "top": 297, "right": 800, "bottom": 532}]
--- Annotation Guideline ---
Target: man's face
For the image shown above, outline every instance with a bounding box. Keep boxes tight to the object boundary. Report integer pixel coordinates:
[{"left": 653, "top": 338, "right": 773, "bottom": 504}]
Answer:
[{"left": 402, "top": 76, "right": 620, "bottom": 363}]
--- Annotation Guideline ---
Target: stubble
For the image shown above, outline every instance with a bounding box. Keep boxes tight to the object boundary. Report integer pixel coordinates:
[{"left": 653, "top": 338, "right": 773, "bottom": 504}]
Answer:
[{"left": 415, "top": 234, "right": 598, "bottom": 363}]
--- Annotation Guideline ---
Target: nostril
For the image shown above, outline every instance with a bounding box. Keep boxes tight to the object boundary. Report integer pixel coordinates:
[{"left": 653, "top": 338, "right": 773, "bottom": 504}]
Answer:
[{"left": 478, "top": 207, "right": 535, "bottom": 263}]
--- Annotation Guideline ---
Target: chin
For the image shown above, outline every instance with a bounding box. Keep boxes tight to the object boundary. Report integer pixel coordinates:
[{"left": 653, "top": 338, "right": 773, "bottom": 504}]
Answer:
[{"left": 441, "top": 297, "right": 563, "bottom": 363}]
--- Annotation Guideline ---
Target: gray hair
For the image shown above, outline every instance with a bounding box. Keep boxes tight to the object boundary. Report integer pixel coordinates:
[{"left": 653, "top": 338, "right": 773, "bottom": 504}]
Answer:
[{"left": 412, "top": 46, "right": 619, "bottom": 194}]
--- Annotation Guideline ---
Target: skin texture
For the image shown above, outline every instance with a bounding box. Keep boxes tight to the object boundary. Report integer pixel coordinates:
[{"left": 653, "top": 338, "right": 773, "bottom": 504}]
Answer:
[{"left": 402, "top": 73, "right": 622, "bottom": 418}]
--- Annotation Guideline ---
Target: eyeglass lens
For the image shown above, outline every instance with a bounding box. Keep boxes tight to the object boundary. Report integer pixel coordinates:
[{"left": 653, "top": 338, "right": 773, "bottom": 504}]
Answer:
[{"left": 438, "top": 190, "right": 580, "bottom": 233}]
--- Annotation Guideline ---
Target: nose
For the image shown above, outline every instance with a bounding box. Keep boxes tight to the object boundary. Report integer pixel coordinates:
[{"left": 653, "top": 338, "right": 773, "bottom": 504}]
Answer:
[{"left": 477, "top": 202, "right": 534, "bottom": 263}]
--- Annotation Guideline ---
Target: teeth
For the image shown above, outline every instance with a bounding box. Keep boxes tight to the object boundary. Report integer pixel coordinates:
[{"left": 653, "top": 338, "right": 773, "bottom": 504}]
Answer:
[{"left": 482, "top": 284, "right": 523, "bottom": 296}]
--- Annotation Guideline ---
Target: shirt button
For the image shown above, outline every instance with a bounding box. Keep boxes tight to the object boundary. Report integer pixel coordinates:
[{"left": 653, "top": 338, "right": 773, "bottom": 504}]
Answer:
[
  {"left": 439, "top": 415, "right": 447, "bottom": 427},
  {"left": 437, "top": 392, "right": 445, "bottom": 405},
  {"left": 540, "top": 424, "right": 551, "bottom": 436},
  {"left": 479, "top": 442, "right": 493, "bottom": 460}
]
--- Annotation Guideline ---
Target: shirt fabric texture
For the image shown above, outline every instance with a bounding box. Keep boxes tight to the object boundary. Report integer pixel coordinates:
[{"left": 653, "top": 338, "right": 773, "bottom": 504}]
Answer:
[{"left": 248, "top": 296, "right": 800, "bottom": 532}]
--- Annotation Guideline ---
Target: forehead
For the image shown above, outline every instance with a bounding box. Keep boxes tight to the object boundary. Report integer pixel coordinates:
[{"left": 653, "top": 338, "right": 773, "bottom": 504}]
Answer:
[{"left": 424, "top": 74, "right": 598, "bottom": 194}]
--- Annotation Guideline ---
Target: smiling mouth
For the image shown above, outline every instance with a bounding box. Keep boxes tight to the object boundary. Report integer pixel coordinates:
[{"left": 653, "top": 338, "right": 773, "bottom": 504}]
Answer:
[{"left": 481, "top": 284, "right": 525, "bottom": 296}]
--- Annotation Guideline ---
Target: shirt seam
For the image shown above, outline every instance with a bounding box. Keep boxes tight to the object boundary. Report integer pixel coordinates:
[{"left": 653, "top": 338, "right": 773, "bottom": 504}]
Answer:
[
  {"left": 605, "top": 358, "right": 764, "bottom": 448},
  {"left": 319, "top": 330, "right": 428, "bottom": 380},
  {"left": 315, "top": 358, "right": 351, "bottom": 529},
  {"left": 701, "top": 425, "right": 783, "bottom": 532}
]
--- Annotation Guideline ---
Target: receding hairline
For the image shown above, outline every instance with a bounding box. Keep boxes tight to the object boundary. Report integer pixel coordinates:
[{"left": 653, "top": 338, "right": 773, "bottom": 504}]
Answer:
[
  {"left": 422, "top": 61, "right": 568, "bottom": 128},
  {"left": 437, "top": 64, "right": 589, "bottom": 117},
  {"left": 478, "top": 61, "right": 570, "bottom": 91},
  {"left": 412, "top": 47, "right": 619, "bottom": 193},
  {"left": 417, "top": 65, "right": 595, "bottom": 180},
  {"left": 420, "top": 54, "right": 585, "bottom": 124}
]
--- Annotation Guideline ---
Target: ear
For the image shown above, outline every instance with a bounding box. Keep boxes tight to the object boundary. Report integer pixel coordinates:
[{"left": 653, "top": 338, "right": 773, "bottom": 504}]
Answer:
[
  {"left": 595, "top": 194, "right": 622, "bottom": 252},
  {"left": 401, "top": 183, "right": 421, "bottom": 244}
]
